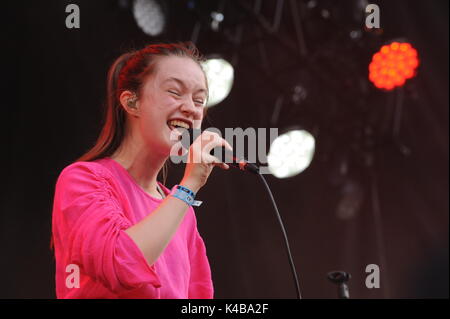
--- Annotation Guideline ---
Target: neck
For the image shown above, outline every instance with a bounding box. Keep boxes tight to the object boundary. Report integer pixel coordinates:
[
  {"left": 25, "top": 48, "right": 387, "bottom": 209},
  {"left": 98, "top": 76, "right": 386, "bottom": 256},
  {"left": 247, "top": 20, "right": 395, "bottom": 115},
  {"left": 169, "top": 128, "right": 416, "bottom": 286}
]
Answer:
[{"left": 111, "top": 130, "right": 167, "bottom": 197}]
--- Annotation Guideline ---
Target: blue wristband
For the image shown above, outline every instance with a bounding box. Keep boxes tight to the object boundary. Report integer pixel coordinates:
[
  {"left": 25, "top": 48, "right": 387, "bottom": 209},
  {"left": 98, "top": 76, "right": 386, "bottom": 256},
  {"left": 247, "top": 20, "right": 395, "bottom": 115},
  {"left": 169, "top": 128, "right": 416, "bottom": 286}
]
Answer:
[{"left": 170, "top": 185, "right": 202, "bottom": 207}]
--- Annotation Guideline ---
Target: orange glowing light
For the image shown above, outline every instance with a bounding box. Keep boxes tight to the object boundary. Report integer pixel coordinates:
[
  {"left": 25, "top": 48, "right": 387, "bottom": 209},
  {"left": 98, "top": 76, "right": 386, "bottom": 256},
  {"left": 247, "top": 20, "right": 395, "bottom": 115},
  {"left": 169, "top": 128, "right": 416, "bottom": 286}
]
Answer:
[{"left": 368, "top": 42, "right": 419, "bottom": 91}]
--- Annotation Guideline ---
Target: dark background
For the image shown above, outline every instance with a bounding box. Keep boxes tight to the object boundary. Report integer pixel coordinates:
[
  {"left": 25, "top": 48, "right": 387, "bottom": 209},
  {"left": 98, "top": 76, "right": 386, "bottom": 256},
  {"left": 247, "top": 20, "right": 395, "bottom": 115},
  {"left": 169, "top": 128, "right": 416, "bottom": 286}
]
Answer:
[{"left": 2, "top": 0, "right": 448, "bottom": 298}]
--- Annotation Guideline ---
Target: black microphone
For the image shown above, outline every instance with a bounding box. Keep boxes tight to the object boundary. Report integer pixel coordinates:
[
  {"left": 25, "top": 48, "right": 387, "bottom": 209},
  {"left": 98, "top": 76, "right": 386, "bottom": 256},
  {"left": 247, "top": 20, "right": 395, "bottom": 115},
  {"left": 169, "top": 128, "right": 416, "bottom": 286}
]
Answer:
[
  {"left": 180, "top": 128, "right": 259, "bottom": 174},
  {"left": 180, "top": 128, "right": 302, "bottom": 299}
]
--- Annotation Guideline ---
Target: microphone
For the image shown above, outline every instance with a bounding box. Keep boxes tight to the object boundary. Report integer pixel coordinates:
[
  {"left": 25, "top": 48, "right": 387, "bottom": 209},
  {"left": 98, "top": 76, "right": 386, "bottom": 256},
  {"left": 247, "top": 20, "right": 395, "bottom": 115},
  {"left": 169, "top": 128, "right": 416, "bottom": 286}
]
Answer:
[
  {"left": 180, "top": 128, "right": 259, "bottom": 174},
  {"left": 180, "top": 129, "right": 302, "bottom": 299}
]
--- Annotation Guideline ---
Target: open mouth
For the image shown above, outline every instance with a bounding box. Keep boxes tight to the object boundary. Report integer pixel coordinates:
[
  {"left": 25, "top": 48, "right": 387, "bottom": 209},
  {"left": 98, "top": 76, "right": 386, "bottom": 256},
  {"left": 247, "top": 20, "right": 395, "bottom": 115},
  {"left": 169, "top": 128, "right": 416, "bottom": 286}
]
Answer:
[{"left": 167, "top": 119, "right": 191, "bottom": 131}]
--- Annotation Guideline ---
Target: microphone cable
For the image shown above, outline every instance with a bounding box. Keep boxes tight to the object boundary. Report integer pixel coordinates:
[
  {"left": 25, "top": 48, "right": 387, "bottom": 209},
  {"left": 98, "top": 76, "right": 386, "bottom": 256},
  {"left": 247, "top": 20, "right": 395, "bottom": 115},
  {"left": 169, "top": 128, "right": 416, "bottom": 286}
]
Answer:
[
  {"left": 252, "top": 169, "right": 303, "bottom": 299},
  {"left": 181, "top": 128, "right": 302, "bottom": 298}
]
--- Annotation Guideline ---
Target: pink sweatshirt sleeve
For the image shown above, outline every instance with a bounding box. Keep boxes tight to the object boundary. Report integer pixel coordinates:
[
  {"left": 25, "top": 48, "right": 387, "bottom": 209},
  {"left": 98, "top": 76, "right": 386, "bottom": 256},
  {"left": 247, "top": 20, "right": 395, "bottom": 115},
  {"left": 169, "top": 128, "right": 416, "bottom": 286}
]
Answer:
[
  {"left": 188, "top": 225, "right": 214, "bottom": 299},
  {"left": 53, "top": 162, "right": 161, "bottom": 294}
]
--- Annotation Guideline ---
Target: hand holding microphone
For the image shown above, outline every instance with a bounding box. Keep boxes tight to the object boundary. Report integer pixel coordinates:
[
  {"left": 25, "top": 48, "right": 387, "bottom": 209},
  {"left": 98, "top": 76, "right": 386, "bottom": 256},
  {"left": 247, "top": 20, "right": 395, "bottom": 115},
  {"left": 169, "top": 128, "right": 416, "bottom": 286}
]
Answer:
[
  {"left": 179, "top": 129, "right": 233, "bottom": 193},
  {"left": 181, "top": 128, "right": 259, "bottom": 171},
  {"left": 181, "top": 128, "right": 259, "bottom": 194},
  {"left": 176, "top": 128, "right": 300, "bottom": 299}
]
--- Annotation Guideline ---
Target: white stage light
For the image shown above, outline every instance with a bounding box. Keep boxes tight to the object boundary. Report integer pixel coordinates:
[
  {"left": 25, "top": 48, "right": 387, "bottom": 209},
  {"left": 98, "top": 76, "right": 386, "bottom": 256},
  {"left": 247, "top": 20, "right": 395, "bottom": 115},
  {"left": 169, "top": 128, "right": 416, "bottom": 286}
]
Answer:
[
  {"left": 267, "top": 129, "right": 315, "bottom": 178},
  {"left": 202, "top": 58, "right": 234, "bottom": 107},
  {"left": 133, "top": 0, "right": 165, "bottom": 36}
]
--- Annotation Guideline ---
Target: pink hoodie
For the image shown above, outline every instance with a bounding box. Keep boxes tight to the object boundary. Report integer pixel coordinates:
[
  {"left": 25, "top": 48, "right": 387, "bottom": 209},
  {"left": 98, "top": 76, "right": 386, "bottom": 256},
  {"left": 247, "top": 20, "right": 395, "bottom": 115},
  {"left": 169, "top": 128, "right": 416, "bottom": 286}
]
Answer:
[{"left": 51, "top": 158, "right": 213, "bottom": 299}]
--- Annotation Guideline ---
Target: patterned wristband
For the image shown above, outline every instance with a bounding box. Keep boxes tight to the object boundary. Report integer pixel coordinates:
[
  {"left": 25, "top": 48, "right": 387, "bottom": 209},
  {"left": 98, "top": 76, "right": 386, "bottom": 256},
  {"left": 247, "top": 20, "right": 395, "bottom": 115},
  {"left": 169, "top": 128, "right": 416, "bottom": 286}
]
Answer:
[{"left": 170, "top": 185, "right": 203, "bottom": 207}]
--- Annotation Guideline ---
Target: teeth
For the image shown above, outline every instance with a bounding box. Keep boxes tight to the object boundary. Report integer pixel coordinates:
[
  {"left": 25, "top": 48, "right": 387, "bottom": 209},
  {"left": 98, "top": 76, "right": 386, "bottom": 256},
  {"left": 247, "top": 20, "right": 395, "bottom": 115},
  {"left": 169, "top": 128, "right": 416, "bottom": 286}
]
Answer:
[{"left": 168, "top": 120, "right": 190, "bottom": 129}]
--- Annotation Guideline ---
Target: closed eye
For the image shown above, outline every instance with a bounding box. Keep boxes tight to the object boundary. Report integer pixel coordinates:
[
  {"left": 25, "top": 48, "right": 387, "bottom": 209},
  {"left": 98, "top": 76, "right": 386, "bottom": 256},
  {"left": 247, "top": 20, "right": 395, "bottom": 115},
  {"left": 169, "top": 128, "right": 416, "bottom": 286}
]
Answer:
[{"left": 168, "top": 90, "right": 181, "bottom": 96}]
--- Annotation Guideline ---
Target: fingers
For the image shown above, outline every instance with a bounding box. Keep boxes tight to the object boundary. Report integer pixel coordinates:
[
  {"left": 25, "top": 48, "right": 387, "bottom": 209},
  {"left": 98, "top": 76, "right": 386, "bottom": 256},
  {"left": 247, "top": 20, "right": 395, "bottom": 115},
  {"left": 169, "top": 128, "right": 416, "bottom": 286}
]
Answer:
[
  {"left": 187, "top": 131, "right": 233, "bottom": 169},
  {"left": 199, "top": 131, "right": 233, "bottom": 154},
  {"left": 203, "top": 154, "right": 230, "bottom": 170}
]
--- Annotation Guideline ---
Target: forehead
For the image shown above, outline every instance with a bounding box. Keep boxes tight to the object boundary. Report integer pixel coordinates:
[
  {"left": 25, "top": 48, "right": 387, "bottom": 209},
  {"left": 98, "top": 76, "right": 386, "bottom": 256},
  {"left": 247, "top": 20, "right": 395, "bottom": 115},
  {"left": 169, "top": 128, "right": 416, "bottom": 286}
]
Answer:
[{"left": 152, "top": 56, "right": 207, "bottom": 91}]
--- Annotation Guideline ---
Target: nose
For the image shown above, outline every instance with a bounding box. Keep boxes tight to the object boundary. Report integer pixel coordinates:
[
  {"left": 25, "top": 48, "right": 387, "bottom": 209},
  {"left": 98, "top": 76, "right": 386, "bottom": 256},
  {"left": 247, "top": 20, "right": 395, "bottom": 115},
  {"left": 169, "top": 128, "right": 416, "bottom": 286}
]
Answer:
[{"left": 180, "top": 98, "right": 201, "bottom": 118}]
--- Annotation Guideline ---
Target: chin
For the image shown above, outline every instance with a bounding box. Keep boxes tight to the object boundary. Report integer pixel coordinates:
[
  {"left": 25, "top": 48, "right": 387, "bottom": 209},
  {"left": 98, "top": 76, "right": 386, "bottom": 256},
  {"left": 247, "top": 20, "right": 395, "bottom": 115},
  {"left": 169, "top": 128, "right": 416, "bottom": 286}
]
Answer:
[{"left": 146, "top": 126, "right": 183, "bottom": 158}]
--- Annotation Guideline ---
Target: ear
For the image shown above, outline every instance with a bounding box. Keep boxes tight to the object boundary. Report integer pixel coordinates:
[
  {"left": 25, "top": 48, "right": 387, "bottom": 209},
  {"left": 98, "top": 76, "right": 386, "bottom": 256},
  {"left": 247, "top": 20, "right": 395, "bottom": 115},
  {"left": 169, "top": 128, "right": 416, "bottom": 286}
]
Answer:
[{"left": 119, "top": 90, "right": 140, "bottom": 118}]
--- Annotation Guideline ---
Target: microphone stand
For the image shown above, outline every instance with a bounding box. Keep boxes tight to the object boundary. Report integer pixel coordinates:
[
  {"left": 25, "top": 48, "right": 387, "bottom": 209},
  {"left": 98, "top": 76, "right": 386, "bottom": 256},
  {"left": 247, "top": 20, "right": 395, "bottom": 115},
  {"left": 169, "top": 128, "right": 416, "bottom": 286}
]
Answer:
[{"left": 327, "top": 271, "right": 351, "bottom": 299}]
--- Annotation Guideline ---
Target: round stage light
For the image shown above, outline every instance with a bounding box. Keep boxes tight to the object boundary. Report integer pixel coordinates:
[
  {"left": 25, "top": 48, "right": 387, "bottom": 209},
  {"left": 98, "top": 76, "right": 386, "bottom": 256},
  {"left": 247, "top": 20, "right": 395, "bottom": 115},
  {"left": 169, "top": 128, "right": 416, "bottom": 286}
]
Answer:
[
  {"left": 368, "top": 42, "right": 419, "bottom": 91},
  {"left": 133, "top": 0, "right": 165, "bottom": 36},
  {"left": 202, "top": 58, "right": 234, "bottom": 107},
  {"left": 267, "top": 129, "right": 315, "bottom": 178}
]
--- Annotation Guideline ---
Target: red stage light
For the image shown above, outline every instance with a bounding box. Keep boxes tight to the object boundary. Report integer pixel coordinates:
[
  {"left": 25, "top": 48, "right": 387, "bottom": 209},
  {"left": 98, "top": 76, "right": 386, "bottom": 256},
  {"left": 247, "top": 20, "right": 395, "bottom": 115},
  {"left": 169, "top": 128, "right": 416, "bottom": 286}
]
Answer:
[{"left": 368, "top": 42, "right": 419, "bottom": 91}]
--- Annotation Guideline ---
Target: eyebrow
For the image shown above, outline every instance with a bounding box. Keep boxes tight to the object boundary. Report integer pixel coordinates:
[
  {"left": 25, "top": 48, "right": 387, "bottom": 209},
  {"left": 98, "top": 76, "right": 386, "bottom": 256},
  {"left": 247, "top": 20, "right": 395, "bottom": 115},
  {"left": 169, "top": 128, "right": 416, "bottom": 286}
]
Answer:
[{"left": 164, "top": 77, "right": 207, "bottom": 95}]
